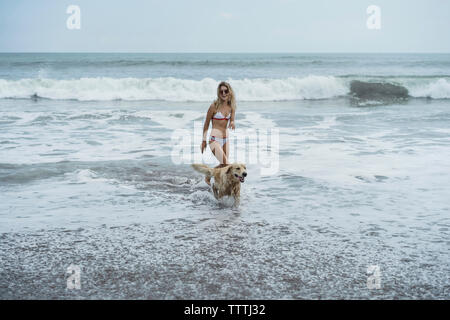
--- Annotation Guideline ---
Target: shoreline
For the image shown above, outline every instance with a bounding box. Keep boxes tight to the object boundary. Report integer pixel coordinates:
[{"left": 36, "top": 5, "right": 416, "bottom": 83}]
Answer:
[{"left": 1, "top": 219, "right": 448, "bottom": 299}]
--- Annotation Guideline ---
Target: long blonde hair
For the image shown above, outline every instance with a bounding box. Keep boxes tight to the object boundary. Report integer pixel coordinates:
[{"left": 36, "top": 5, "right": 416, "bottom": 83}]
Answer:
[{"left": 213, "top": 81, "right": 236, "bottom": 115}]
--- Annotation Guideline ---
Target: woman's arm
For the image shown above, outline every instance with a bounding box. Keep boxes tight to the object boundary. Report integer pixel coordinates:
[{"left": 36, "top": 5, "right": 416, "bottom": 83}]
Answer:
[
  {"left": 200, "top": 104, "right": 214, "bottom": 153},
  {"left": 228, "top": 108, "right": 236, "bottom": 130},
  {"left": 203, "top": 104, "right": 214, "bottom": 141}
]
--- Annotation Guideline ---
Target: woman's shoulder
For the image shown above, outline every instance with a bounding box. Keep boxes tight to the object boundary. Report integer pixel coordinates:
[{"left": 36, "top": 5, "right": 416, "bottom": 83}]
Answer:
[{"left": 207, "top": 103, "right": 216, "bottom": 115}]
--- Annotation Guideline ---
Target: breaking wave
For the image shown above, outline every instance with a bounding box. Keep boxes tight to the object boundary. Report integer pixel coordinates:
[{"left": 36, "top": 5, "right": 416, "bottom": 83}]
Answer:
[{"left": 0, "top": 76, "right": 449, "bottom": 102}]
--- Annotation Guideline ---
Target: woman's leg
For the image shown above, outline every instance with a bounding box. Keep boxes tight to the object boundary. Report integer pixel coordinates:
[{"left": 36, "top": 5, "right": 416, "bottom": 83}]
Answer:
[
  {"left": 223, "top": 140, "right": 229, "bottom": 162},
  {"left": 219, "top": 140, "right": 229, "bottom": 168},
  {"left": 205, "top": 140, "right": 228, "bottom": 185},
  {"left": 210, "top": 140, "right": 228, "bottom": 165}
]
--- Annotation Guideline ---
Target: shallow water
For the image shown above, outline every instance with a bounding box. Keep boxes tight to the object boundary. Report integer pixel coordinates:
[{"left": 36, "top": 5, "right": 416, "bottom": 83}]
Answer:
[
  {"left": 1, "top": 97, "right": 449, "bottom": 299},
  {"left": 1, "top": 52, "right": 449, "bottom": 299}
]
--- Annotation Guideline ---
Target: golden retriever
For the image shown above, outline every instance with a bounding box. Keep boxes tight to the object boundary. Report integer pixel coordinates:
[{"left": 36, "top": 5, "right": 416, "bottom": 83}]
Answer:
[{"left": 192, "top": 163, "right": 247, "bottom": 206}]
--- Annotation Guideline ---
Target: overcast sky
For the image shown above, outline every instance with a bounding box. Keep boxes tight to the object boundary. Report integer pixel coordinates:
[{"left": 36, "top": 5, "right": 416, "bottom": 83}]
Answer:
[{"left": 0, "top": 0, "right": 449, "bottom": 52}]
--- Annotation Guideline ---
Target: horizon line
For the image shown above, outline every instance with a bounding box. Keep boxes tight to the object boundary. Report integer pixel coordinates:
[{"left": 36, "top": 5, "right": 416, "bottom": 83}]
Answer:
[{"left": 1, "top": 51, "right": 450, "bottom": 54}]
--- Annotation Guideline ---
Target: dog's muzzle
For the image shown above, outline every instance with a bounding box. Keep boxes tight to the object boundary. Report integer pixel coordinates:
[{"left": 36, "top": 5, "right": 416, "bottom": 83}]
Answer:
[{"left": 235, "top": 172, "right": 247, "bottom": 183}]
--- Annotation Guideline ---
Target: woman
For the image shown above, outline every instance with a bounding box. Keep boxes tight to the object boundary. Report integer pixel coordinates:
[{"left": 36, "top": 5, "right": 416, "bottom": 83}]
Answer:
[{"left": 200, "top": 81, "right": 236, "bottom": 185}]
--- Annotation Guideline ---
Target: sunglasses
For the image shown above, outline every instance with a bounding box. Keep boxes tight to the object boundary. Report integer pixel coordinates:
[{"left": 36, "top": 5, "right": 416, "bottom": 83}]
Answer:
[{"left": 220, "top": 89, "right": 229, "bottom": 95}]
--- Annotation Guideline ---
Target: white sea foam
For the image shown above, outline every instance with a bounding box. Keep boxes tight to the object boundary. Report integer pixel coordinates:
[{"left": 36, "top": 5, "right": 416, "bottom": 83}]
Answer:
[
  {"left": 408, "top": 78, "right": 450, "bottom": 99},
  {"left": 71, "top": 169, "right": 110, "bottom": 183},
  {"left": 0, "top": 76, "right": 347, "bottom": 101},
  {"left": 1, "top": 76, "right": 450, "bottom": 102}
]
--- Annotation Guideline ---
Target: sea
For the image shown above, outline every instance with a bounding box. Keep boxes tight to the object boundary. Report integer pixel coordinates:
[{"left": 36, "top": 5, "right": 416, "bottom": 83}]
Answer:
[{"left": 0, "top": 53, "right": 449, "bottom": 299}]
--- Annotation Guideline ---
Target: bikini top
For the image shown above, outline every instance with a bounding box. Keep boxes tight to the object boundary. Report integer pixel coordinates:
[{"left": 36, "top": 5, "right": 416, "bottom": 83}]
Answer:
[{"left": 212, "top": 111, "right": 231, "bottom": 121}]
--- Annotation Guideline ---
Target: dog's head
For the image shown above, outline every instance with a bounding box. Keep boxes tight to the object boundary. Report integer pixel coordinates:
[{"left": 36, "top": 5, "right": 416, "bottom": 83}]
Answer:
[{"left": 226, "top": 163, "right": 247, "bottom": 183}]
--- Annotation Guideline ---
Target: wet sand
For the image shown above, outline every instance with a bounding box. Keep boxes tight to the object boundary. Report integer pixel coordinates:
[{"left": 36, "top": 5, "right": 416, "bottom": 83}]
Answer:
[{"left": 1, "top": 216, "right": 448, "bottom": 299}]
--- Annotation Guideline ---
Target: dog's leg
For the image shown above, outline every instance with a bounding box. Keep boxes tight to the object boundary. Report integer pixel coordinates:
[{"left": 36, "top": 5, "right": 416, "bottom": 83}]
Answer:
[
  {"left": 233, "top": 195, "right": 240, "bottom": 207},
  {"left": 231, "top": 188, "right": 240, "bottom": 207},
  {"left": 212, "top": 183, "right": 219, "bottom": 200}
]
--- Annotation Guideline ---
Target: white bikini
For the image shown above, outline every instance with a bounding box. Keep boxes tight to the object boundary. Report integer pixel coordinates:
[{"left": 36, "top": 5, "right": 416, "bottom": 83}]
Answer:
[{"left": 209, "top": 111, "right": 231, "bottom": 147}]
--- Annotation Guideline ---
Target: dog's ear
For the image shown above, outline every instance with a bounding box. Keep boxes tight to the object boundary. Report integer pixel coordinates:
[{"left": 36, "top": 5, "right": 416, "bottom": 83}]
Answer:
[{"left": 226, "top": 165, "right": 232, "bottom": 174}]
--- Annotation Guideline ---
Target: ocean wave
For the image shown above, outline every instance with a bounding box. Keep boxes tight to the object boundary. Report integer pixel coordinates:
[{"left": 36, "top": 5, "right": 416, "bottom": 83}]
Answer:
[
  {"left": 408, "top": 78, "right": 450, "bottom": 99},
  {"left": 0, "top": 76, "right": 449, "bottom": 102},
  {"left": 0, "top": 76, "right": 347, "bottom": 101}
]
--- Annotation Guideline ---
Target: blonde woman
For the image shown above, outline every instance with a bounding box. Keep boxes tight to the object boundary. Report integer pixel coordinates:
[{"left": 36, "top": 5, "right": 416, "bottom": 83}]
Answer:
[{"left": 200, "top": 81, "right": 236, "bottom": 185}]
